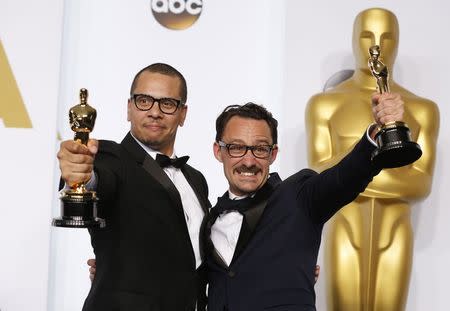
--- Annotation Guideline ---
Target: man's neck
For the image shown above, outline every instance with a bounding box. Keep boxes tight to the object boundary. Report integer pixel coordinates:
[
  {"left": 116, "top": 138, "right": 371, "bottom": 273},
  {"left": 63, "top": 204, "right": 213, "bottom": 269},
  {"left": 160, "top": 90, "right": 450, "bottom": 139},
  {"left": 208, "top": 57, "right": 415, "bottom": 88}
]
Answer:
[
  {"left": 130, "top": 132, "right": 175, "bottom": 158},
  {"left": 228, "top": 190, "right": 250, "bottom": 200}
]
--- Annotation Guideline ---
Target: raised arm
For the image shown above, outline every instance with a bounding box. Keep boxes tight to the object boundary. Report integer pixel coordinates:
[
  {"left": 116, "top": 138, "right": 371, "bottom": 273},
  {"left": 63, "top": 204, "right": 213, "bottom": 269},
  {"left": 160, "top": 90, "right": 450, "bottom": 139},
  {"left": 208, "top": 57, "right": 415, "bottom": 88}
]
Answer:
[
  {"left": 303, "top": 92, "right": 405, "bottom": 223},
  {"left": 363, "top": 98, "right": 439, "bottom": 200}
]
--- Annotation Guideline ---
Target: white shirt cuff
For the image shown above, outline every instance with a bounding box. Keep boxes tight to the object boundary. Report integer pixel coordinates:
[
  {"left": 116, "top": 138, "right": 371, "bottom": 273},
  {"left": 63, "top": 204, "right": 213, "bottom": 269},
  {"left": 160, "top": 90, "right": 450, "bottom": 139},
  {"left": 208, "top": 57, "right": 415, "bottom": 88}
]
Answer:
[
  {"left": 366, "top": 123, "right": 378, "bottom": 147},
  {"left": 63, "top": 172, "right": 98, "bottom": 191}
]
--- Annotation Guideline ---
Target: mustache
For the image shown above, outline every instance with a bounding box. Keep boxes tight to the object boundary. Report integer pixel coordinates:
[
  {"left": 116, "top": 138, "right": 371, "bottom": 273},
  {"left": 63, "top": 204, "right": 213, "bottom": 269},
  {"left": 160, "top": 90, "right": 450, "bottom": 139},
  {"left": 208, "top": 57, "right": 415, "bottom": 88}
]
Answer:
[{"left": 235, "top": 165, "right": 260, "bottom": 173}]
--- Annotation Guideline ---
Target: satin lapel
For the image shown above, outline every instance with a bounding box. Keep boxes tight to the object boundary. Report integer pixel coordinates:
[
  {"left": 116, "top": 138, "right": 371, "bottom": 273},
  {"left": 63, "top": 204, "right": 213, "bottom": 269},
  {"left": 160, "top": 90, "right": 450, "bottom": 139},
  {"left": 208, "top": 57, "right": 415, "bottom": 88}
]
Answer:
[
  {"left": 203, "top": 216, "right": 228, "bottom": 269},
  {"left": 142, "top": 156, "right": 183, "bottom": 209},
  {"left": 182, "top": 166, "right": 211, "bottom": 262},
  {"left": 212, "top": 249, "right": 228, "bottom": 269},
  {"left": 121, "top": 133, "right": 184, "bottom": 221},
  {"left": 230, "top": 173, "right": 282, "bottom": 265},
  {"left": 142, "top": 155, "right": 196, "bottom": 268},
  {"left": 202, "top": 192, "right": 229, "bottom": 269},
  {"left": 244, "top": 200, "right": 267, "bottom": 230},
  {"left": 230, "top": 199, "right": 268, "bottom": 265},
  {"left": 181, "top": 166, "right": 210, "bottom": 215},
  {"left": 121, "top": 133, "right": 195, "bottom": 268}
]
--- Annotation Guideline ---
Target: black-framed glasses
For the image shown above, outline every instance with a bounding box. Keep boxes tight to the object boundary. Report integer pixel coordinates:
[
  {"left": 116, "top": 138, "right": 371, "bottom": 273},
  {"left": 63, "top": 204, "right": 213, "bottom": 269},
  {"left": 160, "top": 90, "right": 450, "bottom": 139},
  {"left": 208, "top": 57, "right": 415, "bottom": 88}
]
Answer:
[
  {"left": 131, "top": 94, "right": 182, "bottom": 115},
  {"left": 218, "top": 141, "right": 275, "bottom": 159}
]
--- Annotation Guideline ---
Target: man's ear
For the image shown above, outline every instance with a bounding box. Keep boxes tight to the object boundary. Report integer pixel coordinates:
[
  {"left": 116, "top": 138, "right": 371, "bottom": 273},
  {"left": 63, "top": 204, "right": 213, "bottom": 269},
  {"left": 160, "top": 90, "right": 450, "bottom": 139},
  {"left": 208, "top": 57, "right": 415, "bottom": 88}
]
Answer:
[
  {"left": 127, "top": 99, "right": 132, "bottom": 121},
  {"left": 213, "top": 141, "right": 223, "bottom": 163},
  {"left": 179, "top": 105, "right": 187, "bottom": 127},
  {"left": 269, "top": 145, "right": 279, "bottom": 165}
]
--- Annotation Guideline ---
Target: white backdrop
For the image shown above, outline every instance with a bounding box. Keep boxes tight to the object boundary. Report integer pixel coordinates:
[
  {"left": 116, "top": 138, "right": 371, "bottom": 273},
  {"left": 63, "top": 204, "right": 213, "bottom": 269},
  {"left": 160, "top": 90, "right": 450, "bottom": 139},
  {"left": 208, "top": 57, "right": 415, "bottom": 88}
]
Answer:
[
  {"left": 0, "top": 0, "right": 63, "bottom": 310},
  {"left": 282, "top": 1, "right": 449, "bottom": 310},
  {"left": 48, "top": 0, "right": 285, "bottom": 310},
  {"left": 0, "top": 1, "right": 449, "bottom": 310}
]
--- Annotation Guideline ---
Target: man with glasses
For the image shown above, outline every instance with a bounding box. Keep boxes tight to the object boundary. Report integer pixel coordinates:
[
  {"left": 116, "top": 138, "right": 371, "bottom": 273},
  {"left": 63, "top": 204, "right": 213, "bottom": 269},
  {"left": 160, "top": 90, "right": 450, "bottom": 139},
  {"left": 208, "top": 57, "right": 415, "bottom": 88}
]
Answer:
[
  {"left": 204, "top": 96, "right": 404, "bottom": 310},
  {"left": 57, "top": 63, "right": 210, "bottom": 311}
]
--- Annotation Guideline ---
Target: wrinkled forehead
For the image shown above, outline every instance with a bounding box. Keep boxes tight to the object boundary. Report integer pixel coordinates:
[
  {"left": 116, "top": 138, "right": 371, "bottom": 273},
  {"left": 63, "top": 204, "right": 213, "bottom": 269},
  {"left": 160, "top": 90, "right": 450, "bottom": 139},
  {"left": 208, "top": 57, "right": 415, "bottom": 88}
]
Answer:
[{"left": 353, "top": 9, "right": 399, "bottom": 41}]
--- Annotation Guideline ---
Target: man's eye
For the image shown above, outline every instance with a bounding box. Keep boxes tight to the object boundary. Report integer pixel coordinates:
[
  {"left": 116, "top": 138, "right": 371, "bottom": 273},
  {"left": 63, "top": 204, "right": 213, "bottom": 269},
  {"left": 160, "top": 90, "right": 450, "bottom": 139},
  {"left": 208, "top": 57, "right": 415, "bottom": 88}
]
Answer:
[
  {"left": 229, "top": 145, "right": 245, "bottom": 151},
  {"left": 136, "top": 96, "right": 149, "bottom": 104},
  {"left": 255, "top": 146, "right": 269, "bottom": 152},
  {"left": 161, "top": 100, "right": 176, "bottom": 108}
]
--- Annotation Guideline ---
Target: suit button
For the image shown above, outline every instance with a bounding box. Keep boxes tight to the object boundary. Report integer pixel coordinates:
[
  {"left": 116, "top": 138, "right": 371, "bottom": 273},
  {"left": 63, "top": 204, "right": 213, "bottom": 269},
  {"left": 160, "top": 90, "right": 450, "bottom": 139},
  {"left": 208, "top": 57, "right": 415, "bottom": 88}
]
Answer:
[{"left": 228, "top": 270, "right": 236, "bottom": 277}]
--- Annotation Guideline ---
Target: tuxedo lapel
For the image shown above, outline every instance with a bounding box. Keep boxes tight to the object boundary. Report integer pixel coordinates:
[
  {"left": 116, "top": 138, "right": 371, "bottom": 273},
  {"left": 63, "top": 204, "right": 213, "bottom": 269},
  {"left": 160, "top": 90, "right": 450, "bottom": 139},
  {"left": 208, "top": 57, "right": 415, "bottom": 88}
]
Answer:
[
  {"left": 202, "top": 192, "right": 229, "bottom": 269},
  {"left": 205, "top": 175, "right": 282, "bottom": 268},
  {"left": 142, "top": 155, "right": 184, "bottom": 205},
  {"left": 204, "top": 192, "right": 265, "bottom": 268},
  {"left": 121, "top": 133, "right": 184, "bottom": 210},
  {"left": 182, "top": 166, "right": 211, "bottom": 262},
  {"left": 230, "top": 173, "right": 282, "bottom": 265},
  {"left": 230, "top": 198, "right": 267, "bottom": 265},
  {"left": 181, "top": 166, "right": 209, "bottom": 215},
  {"left": 200, "top": 212, "right": 228, "bottom": 269},
  {"left": 212, "top": 248, "right": 228, "bottom": 269}
]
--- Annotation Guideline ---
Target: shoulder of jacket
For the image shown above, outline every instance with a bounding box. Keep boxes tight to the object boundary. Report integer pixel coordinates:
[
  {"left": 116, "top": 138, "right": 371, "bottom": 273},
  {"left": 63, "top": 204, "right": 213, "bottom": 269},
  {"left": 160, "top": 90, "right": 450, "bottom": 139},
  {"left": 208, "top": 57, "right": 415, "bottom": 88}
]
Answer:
[
  {"left": 98, "top": 139, "right": 122, "bottom": 156},
  {"left": 185, "top": 163, "right": 206, "bottom": 178},
  {"left": 285, "top": 168, "right": 317, "bottom": 184}
]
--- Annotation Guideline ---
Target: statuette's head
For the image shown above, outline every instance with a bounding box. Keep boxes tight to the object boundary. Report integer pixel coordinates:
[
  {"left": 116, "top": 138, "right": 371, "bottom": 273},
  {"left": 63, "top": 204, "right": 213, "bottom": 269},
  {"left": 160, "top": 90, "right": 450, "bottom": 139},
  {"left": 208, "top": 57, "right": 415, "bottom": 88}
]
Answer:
[
  {"left": 80, "top": 88, "right": 88, "bottom": 105},
  {"left": 353, "top": 8, "right": 399, "bottom": 70},
  {"left": 369, "top": 45, "right": 380, "bottom": 57}
]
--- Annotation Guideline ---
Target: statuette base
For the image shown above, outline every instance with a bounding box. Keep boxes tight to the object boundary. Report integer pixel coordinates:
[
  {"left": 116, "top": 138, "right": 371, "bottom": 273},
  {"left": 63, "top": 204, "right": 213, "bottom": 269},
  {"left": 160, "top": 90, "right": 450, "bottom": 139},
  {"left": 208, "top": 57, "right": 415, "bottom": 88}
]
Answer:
[
  {"left": 52, "top": 191, "right": 105, "bottom": 228},
  {"left": 371, "top": 122, "right": 422, "bottom": 168}
]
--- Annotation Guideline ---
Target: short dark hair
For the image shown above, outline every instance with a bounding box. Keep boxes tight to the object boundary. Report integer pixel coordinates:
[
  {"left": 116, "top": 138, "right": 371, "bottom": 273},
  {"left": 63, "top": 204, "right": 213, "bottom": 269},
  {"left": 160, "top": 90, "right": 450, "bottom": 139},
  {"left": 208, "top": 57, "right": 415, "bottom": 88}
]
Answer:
[
  {"left": 215, "top": 102, "right": 278, "bottom": 144},
  {"left": 129, "top": 63, "right": 187, "bottom": 104}
]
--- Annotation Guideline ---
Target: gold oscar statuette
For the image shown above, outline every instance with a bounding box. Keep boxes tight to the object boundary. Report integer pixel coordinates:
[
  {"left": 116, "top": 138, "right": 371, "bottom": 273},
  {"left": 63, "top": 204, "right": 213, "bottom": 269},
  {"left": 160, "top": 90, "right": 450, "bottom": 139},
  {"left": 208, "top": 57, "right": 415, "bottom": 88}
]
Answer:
[
  {"left": 306, "top": 8, "right": 439, "bottom": 311},
  {"left": 368, "top": 45, "right": 422, "bottom": 168},
  {"left": 52, "top": 88, "right": 105, "bottom": 228}
]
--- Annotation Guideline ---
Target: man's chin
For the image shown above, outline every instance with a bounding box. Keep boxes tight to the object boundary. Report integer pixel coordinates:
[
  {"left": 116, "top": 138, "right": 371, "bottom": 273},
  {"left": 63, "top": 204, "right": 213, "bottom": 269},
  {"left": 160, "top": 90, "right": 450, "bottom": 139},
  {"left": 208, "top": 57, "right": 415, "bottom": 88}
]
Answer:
[
  {"left": 234, "top": 183, "right": 261, "bottom": 196},
  {"left": 139, "top": 136, "right": 161, "bottom": 147}
]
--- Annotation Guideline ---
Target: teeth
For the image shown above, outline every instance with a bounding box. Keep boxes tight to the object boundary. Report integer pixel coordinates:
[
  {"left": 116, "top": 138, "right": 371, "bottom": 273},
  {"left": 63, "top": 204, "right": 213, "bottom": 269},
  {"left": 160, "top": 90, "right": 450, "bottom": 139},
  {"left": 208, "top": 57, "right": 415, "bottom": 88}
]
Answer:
[{"left": 240, "top": 172, "right": 255, "bottom": 176}]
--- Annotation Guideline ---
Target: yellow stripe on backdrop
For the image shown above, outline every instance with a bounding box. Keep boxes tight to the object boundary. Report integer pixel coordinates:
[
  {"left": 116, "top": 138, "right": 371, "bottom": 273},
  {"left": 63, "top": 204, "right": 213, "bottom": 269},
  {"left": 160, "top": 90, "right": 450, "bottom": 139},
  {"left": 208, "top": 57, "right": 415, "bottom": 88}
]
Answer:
[{"left": 0, "top": 39, "right": 32, "bottom": 128}]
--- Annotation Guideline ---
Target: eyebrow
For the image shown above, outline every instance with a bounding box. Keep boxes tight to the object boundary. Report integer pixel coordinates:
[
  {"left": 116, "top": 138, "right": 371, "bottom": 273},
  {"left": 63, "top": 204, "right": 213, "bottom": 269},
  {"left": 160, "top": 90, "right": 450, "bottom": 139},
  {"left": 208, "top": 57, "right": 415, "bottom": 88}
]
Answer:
[{"left": 225, "top": 139, "right": 272, "bottom": 145}]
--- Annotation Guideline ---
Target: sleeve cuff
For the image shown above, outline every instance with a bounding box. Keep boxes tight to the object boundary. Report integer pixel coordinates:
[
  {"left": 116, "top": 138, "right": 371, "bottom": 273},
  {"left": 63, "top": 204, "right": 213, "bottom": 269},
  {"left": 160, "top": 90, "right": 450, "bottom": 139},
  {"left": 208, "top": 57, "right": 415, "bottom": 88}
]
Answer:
[
  {"left": 366, "top": 123, "right": 378, "bottom": 147},
  {"left": 63, "top": 172, "right": 98, "bottom": 191}
]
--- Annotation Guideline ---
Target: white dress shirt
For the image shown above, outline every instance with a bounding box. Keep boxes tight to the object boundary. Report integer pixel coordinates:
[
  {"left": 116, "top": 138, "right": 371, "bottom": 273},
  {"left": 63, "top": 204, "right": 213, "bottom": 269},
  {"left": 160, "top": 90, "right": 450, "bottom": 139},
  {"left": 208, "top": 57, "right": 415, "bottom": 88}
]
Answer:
[
  {"left": 210, "top": 192, "right": 247, "bottom": 266},
  {"left": 133, "top": 136, "right": 205, "bottom": 269}
]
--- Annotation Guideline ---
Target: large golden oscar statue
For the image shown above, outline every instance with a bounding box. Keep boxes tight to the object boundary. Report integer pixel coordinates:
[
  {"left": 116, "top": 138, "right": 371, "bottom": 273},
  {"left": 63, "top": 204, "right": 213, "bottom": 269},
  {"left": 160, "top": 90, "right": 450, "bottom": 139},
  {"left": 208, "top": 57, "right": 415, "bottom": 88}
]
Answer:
[{"left": 305, "top": 8, "right": 439, "bottom": 311}]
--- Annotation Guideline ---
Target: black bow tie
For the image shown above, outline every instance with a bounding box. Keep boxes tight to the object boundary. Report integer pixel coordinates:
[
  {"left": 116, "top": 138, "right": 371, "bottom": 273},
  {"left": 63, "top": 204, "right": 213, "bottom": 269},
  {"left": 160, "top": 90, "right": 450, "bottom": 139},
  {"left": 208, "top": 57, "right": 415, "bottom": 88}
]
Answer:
[
  {"left": 208, "top": 173, "right": 281, "bottom": 223},
  {"left": 210, "top": 195, "right": 254, "bottom": 220},
  {"left": 155, "top": 153, "right": 189, "bottom": 168}
]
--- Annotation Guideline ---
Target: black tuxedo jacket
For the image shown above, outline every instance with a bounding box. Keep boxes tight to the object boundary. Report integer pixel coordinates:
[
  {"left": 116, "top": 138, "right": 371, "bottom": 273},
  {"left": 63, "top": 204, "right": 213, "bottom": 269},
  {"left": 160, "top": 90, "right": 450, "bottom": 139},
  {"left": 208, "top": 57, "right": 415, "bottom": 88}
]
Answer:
[
  {"left": 204, "top": 134, "right": 380, "bottom": 311},
  {"left": 82, "top": 132, "right": 210, "bottom": 311}
]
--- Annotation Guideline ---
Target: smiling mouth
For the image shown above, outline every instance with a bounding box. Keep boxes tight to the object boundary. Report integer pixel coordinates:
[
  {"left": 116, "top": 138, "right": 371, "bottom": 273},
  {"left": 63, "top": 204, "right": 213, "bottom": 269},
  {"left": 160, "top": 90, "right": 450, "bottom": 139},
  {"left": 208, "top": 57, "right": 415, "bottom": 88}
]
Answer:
[
  {"left": 239, "top": 171, "right": 256, "bottom": 176},
  {"left": 235, "top": 167, "right": 259, "bottom": 177}
]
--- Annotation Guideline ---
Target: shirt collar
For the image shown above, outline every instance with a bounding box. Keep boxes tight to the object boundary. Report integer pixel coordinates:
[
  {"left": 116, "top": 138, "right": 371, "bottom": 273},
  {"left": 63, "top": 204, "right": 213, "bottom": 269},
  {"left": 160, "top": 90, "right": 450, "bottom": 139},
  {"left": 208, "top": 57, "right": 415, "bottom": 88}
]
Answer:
[
  {"left": 227, "top": 173, "right": 276, "bottom": 200},
  {"left": 228, "top": 191, "right": 249, "bottom": 200},
  {"left": 130, "top": 132, "right": 176, "bottom": 159}
]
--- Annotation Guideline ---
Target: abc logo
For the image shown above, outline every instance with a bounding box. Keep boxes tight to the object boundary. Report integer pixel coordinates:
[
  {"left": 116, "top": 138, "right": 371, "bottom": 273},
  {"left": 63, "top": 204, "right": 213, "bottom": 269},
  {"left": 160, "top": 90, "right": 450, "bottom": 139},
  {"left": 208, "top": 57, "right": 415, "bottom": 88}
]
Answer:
[{"left": 151, "top": 0, "right": 203, "bottom": 30}]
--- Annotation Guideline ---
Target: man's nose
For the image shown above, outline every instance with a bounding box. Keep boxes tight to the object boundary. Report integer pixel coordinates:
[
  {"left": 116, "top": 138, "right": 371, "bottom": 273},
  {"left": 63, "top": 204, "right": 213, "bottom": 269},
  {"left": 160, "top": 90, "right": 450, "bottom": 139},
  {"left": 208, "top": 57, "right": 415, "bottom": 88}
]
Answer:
[
  {"left": 241, "top": 149, "right": 257, "bottom": 165},
  {"left": 146, "top": 102, "right": 162, "bottom": 117}
]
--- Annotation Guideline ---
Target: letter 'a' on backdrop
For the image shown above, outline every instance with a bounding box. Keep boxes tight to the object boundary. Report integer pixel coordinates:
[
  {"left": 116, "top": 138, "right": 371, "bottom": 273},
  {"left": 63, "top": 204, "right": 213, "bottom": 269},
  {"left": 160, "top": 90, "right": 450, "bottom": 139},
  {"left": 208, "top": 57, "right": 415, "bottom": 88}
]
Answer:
[
  {"left": 0, "top": 39, "right": 32, "bottom": 128},
  {"left": 151, "top": 0, "right": 203, "bottom": 30}
]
